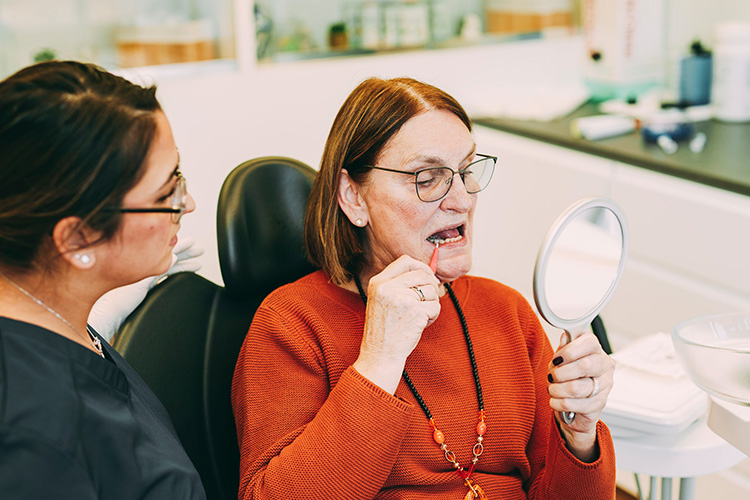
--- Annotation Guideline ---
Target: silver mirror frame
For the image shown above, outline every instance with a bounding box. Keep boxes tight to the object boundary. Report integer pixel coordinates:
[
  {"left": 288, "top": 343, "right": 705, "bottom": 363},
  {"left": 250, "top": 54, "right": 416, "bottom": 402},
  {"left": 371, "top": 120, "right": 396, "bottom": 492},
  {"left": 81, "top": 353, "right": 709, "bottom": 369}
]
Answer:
[{"left": 533, "top": 197, "right": 630, "bottom": 334}]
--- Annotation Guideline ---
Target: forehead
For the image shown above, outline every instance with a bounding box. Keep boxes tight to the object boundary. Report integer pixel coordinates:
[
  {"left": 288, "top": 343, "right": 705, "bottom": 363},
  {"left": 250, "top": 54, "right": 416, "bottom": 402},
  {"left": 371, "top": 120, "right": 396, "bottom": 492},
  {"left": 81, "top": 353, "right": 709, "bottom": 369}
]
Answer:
[
  {"left": 379, "top": 109, "right": 474, "bottom": 165},
  {"left": 122, "top": 111, "right": 178, "bottom": 203}
]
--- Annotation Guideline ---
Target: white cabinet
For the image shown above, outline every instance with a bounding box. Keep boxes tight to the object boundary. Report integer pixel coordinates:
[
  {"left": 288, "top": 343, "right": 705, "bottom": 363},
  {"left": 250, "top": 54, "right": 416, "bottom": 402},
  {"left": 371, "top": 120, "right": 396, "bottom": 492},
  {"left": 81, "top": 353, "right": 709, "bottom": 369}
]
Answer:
[{"left": 472, "top": 125, "right": 750, "bottom": 348}]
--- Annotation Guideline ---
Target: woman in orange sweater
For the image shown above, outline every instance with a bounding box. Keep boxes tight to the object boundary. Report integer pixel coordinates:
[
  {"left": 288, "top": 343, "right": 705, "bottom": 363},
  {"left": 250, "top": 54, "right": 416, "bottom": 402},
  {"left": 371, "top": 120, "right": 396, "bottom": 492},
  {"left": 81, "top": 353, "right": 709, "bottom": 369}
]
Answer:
[{"left": 232, "top": 77, "right": 616, "bottom": 499}]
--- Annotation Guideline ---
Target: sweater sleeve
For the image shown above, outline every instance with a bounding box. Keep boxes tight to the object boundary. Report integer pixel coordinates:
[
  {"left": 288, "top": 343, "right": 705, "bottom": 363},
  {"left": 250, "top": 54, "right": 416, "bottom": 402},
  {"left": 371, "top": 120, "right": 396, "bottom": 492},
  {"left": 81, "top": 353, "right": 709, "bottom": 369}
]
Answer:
[
  {"left": 520, "top": 305, "right": 617, "bottom": 500},
  {"left": 231, "top": 302, "right": 416, "bottom": 500}
]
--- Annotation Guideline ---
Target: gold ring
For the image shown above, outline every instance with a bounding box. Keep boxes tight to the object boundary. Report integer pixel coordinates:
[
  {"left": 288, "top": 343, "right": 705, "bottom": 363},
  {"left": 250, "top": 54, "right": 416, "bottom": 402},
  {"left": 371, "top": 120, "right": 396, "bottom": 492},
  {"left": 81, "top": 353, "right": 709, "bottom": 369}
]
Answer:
[
  {"left": 586, "top": 377, "right": 599, "bottom": 398},
  {"left": 411, "top": 286, "right": 425, "bottom": 301}
]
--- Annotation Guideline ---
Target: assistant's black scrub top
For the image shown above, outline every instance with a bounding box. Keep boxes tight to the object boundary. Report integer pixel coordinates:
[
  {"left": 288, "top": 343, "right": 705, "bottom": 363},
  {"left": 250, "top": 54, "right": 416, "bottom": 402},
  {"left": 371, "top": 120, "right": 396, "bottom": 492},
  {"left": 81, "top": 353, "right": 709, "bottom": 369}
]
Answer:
[{"left": 0, "top": 317, "right": 206, "bottom": 499}]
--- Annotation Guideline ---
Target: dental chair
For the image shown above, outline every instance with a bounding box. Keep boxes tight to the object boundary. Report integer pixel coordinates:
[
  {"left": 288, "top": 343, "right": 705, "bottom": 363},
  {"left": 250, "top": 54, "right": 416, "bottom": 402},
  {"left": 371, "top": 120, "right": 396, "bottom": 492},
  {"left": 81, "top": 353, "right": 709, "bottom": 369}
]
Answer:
[{"left": 113, "top": 156, "right": 317, "bottom": 500}]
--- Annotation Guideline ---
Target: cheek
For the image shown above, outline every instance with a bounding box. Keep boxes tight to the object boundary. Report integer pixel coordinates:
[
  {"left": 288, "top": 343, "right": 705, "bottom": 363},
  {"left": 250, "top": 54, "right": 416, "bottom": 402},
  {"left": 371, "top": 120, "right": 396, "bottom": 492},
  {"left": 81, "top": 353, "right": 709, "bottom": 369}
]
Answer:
[
  {"left": 379, "top": 198, "right": 430, "bottom": 239},
  {"left": 123, "top": 217, "right": 172, "bottom": 252},
  {"left": 392, "top": 199, "right": 421, "bottom": 220}
]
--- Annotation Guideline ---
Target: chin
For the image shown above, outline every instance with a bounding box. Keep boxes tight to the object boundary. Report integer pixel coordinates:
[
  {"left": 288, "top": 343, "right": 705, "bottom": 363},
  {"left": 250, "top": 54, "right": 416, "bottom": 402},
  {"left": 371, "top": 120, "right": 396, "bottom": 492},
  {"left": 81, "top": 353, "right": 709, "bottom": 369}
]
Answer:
[
  {"left": 158, "top": 254, "right": 174, "bottom": 274},
  {"left": 145, "top": 252, "right": 173, "bottom": 279},
  {"left": 436, "top": 258, "right": 472, "bottom": 283}
]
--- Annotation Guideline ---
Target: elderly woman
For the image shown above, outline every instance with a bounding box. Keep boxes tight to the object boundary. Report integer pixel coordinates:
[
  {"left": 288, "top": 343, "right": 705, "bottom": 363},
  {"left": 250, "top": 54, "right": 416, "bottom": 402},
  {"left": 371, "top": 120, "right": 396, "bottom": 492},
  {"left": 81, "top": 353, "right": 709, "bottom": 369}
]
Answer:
[
  {"left": 232, "top": 77, "right": 616, "bottom": 499},
  {"left": 0, "top": 61, "right": 204, "bottom": 498}
]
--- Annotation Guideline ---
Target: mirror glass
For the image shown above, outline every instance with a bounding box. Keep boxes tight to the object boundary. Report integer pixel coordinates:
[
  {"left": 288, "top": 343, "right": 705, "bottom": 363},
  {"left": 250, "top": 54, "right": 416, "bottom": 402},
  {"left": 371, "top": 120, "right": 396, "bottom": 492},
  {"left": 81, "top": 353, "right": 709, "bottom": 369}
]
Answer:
[
  {"left": 534, "top": 197, "right": 628, "bottom": 333},
  {"left": 543, "top": 207, "right": 623, "bottom": 321}
]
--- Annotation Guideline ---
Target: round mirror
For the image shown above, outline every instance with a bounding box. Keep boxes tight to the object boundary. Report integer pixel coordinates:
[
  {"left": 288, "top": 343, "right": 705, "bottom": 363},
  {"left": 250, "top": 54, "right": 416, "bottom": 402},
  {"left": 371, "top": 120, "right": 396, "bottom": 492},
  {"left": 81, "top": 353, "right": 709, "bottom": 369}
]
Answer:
[
  {"left": 533, "top": 197, "right": 629, "bottom": 335},
  {"left": 533, "top": 197, "right": 628, "bottom": 425}
]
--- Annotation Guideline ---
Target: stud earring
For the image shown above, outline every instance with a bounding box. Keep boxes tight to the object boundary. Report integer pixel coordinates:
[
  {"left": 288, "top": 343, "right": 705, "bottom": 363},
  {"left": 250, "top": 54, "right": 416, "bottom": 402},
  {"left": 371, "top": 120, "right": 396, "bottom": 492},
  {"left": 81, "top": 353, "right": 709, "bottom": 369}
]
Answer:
[
  {"left": 355, "top": 218, "right": 365, "bottom": 227},
  {"left": 75, "top": 254, "right": 91, "bottom": 264}
]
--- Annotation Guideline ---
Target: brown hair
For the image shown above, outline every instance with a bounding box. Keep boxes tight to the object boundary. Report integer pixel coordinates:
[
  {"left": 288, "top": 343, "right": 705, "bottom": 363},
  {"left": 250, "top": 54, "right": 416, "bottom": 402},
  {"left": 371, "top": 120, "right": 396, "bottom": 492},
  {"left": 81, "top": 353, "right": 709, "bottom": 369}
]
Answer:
[
  {"left": 304, "top": 77, "right": 472, "bottom": 285},
  {"left": 0, "top": 60, "right": 161, "bottom": 270}
]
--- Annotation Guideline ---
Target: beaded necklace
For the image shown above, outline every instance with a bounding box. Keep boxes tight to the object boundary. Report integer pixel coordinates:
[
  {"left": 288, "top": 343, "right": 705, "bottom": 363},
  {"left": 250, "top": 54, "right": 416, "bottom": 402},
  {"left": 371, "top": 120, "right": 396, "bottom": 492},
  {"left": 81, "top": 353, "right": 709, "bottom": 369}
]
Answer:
[{"left": 354, "top": 276, "right": 489, "bottom": 499}]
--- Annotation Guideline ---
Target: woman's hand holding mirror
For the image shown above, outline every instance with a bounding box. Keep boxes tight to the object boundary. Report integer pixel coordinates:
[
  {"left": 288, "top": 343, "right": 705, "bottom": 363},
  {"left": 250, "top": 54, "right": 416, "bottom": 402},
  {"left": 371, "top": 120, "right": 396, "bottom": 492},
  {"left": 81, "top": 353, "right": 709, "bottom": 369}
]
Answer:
[
  {"left": 533, "top": 197, "right": 628, "bottom": 427},
  {"left": 546, "top": 331, "right": 616, "bottom": 460}
]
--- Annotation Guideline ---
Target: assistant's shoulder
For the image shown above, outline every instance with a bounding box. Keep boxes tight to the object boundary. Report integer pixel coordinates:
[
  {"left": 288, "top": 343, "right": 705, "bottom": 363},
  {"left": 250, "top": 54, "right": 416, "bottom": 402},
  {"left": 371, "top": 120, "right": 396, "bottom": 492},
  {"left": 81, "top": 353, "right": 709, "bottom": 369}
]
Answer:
[{"left": 0, "top": 319, "right": 86, "bottom": 454}]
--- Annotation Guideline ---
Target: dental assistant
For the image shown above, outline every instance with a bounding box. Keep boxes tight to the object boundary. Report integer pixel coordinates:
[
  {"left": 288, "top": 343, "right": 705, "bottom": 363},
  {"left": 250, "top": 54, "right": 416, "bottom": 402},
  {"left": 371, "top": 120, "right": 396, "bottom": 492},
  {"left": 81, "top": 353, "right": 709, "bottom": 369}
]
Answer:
[
  {"left": 232, "top": 77, "right": 616, "bottom": 499},
  {"left": 0, "top": 61, "right": 204, "bottom": 499}
]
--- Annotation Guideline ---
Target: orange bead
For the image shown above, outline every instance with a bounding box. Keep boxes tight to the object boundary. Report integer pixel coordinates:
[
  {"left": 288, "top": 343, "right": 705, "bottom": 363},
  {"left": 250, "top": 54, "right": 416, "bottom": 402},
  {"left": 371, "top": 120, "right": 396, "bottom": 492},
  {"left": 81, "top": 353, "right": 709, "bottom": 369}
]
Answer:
[
  {"left": 433, "top": 429, "right": 445, "bottom": 444},
  {"left": 476, "top": 420, "right": 487, "bottom": 436}
]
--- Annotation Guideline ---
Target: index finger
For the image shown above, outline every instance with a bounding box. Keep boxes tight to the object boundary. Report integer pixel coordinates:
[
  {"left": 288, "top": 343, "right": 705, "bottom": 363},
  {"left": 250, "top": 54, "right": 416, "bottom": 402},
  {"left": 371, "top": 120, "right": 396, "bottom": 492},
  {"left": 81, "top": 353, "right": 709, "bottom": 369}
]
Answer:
[{"left": 554, "top": 333, "right": 603, "bottom": 365}]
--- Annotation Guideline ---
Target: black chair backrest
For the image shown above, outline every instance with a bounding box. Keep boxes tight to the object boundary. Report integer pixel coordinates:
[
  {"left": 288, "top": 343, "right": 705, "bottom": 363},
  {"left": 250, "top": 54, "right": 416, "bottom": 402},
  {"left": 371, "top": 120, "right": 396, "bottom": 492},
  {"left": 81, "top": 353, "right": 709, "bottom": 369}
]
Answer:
[{"left": 114, "top": 156, "right": 316, "bottom": 500}]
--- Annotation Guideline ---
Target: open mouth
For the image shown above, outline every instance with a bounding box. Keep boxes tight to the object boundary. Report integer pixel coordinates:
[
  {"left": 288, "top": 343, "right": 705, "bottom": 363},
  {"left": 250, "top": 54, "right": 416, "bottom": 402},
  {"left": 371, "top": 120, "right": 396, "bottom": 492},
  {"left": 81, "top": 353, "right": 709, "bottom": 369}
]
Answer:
[{"left": 427, "top": 224, "right": 465, "bottom": 245}]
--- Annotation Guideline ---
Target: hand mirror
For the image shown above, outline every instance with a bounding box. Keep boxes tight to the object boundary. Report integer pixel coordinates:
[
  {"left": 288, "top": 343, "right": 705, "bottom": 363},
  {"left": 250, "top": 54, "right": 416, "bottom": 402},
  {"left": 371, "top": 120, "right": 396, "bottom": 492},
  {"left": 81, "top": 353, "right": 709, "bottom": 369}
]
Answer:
[{"left": 533, "top": 197, "right": 629, "bottom": 424}]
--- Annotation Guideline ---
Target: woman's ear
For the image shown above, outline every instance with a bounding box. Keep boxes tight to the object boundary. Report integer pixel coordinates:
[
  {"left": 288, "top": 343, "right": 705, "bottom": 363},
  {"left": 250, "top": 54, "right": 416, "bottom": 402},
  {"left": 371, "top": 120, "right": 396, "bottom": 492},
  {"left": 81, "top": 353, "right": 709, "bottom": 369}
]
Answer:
[
  {"left": 338, "top": 169, "right": 369, "bottom": 228},
  {"left": 52, "top": 217, "right": 101, "bottom": 270}
]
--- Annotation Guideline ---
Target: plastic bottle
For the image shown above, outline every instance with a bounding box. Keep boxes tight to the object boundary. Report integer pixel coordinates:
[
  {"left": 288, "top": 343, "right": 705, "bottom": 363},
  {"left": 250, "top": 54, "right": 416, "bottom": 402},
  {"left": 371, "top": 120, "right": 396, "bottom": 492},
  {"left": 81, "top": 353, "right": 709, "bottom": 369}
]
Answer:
[
  {"left": 570, "top": 115, "right": 637, "bottom": 141},
  {"left": 679, "top": 40, "right": 712, "bottom": 106},
  {"left": 712, "top": 22, "right": 750, "bottom": 122}
]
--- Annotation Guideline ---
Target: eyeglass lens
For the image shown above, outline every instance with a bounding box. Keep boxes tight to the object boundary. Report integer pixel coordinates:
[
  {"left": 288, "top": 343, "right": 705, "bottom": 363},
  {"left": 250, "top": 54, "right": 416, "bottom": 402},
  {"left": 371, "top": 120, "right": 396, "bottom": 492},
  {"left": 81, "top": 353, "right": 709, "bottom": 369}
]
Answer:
[
  {"left": 415, "top": 157, "right": 494, "bottom": 202},
  {"left": 171, "top": 175, "right": 187, "bottom": 223}
]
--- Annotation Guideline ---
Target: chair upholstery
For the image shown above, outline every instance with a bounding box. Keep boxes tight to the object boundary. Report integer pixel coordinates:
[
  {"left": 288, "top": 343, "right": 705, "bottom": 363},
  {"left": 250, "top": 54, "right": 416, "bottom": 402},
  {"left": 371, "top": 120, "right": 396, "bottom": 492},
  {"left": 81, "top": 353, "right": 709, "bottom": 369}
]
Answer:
[{"left": 113, "top": 156, "right": 317, "bottom": 500}]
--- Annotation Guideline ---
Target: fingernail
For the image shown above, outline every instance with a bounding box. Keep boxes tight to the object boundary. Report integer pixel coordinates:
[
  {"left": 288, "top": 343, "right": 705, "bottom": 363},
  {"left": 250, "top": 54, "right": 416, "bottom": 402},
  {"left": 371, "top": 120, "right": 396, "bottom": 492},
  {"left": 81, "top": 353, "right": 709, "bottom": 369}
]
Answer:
[
  {"left": 553, "top": 356, "right": 563, "bottom": 366},
  {"left": 547, "top": 373, "right": 553, "bottom": 383}
]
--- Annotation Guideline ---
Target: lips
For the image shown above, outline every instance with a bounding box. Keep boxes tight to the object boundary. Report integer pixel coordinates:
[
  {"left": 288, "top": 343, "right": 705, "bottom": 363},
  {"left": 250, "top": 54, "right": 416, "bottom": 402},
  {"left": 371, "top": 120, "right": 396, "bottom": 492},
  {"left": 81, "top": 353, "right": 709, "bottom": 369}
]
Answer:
[{"left": 427, "top": 224, "right": 465, "bottom": 244}]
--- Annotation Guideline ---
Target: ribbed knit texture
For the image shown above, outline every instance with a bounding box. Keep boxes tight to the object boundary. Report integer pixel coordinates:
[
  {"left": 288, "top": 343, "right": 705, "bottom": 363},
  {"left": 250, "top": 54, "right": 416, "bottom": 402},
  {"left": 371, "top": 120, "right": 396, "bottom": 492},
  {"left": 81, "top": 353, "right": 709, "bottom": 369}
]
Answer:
[{"left": 232, "top": 271, "right": 616, "bottom": 499}]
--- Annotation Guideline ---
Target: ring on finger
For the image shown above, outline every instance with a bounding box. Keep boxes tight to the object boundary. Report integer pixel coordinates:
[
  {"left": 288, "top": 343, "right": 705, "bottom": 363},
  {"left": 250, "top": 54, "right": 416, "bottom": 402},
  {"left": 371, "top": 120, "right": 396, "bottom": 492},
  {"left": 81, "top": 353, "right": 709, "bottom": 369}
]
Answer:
[
  {"left": 410, "top": 286, "right": 426, "bottom": 301},
  {"left": 586, "top": 376, "right": 599, "bottom": 398}
]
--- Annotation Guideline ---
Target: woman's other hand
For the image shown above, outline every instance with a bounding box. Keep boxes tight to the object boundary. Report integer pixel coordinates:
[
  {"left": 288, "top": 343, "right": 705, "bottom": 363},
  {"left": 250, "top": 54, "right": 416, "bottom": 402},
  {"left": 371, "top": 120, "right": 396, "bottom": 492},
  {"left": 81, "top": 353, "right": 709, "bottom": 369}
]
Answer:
[
  {"left": 353, "top": 255, "right": 441, "bottom": 394},
  {"left": 546, "top": 332, "right": 615, "bottom": 462}
]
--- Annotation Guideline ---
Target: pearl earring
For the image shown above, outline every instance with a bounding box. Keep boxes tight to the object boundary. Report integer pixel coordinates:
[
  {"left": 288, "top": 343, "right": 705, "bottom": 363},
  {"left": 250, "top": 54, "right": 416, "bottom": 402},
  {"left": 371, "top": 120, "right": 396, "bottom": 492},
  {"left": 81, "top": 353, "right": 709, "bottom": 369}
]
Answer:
[
  {"left": 355, "top": 218, "right": 364, "bottom": 227},
  {"left": 75, "top": 254, "right": 91, "bottom": 264}
]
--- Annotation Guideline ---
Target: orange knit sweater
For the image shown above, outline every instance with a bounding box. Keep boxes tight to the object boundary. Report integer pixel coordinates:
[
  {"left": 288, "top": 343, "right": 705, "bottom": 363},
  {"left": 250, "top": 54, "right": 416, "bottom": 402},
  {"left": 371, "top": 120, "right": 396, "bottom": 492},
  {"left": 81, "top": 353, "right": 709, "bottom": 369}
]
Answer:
[{"left": 232, "top": 271, "right": 616, "bottom": 499}]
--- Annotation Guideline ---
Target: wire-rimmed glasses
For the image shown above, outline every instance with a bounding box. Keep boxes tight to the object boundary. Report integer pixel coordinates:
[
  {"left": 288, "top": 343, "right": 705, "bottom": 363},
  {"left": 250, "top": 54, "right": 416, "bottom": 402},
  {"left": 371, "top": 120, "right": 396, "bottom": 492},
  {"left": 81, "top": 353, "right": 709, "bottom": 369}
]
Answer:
[{"left": 366, "top": 153, "right": 496, "bottom": 202}]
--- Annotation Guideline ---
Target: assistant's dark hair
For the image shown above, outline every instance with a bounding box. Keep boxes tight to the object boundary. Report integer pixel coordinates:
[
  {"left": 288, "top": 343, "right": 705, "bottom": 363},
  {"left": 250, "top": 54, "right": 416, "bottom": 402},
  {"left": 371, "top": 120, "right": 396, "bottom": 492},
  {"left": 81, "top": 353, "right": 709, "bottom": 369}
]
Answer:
[
  {"left": 304, "top": 77, "right": 472, "bottom": 285},
  {"left": 0, "top": 60, "right": 161, "bottom": 269}
]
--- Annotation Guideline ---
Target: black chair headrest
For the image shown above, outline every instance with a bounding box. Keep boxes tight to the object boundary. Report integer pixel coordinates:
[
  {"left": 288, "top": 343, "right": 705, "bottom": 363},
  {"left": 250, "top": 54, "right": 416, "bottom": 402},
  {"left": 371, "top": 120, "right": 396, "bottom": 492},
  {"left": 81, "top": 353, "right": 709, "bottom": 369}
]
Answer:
[{"left": 217, "top": 157, "right": 317, "bottom": 297}]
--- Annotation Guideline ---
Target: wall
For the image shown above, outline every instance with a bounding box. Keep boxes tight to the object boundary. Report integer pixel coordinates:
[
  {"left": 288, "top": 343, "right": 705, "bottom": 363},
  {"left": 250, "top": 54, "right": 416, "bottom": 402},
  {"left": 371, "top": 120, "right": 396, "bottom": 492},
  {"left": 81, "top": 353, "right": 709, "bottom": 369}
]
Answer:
[{"left": 667, "top": 0, "right": 750, "bottom": 54}]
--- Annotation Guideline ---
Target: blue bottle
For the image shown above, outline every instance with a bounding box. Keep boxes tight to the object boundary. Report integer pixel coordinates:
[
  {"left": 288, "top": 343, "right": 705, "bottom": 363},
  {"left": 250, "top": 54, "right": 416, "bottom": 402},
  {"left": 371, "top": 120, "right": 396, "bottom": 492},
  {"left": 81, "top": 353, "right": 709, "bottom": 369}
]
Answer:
[{"left": 679, "top": 40, "right": 712, "bottom": 106}]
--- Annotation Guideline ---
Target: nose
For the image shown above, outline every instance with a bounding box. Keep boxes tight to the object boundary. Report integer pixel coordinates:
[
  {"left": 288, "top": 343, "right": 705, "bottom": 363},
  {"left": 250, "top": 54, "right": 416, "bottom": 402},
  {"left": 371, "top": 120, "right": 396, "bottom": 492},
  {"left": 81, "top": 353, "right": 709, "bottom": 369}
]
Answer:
[{"left": 440, "top": 172, "right": 475, "bottom": 212}]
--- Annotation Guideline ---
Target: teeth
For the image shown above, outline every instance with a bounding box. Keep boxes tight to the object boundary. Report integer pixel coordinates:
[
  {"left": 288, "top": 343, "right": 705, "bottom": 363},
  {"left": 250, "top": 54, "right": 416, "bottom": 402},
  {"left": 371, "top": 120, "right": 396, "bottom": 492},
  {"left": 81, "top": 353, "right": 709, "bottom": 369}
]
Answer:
[{"left": 427, "top": 235, "right": 462, "bottom": 244}]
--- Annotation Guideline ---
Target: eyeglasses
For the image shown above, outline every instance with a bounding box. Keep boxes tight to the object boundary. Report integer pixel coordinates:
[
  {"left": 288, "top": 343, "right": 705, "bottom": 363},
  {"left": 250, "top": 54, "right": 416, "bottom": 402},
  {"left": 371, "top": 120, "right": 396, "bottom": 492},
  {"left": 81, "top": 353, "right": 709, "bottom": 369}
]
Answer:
[
  {"left": 365, "top": 153, "right": 497, "bottom": 202},
  {"left": 115, "top": 171, "right": 188, "bottom": 224}
]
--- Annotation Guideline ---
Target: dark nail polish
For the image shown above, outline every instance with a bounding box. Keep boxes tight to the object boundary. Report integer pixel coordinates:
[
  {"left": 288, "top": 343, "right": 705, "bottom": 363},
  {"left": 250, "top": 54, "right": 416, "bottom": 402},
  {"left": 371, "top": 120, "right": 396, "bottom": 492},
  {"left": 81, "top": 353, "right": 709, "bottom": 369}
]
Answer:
[
  {"left": 553, "top": 356, "right": 563, "bottom": 366},
  {"left": 547, "top": 373, "right": 553, "bottom": 383}
]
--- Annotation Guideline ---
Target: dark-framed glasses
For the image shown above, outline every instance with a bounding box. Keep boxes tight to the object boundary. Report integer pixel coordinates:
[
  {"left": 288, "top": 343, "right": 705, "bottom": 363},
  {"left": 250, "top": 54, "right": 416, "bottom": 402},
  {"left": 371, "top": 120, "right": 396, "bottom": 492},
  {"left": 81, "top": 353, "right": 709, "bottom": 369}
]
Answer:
[
  {"left": 116, "top": 171, "right": 188, "bottom": 224},
  {"left": 366, "top": 153, "right": 497, "bottom": 202}
]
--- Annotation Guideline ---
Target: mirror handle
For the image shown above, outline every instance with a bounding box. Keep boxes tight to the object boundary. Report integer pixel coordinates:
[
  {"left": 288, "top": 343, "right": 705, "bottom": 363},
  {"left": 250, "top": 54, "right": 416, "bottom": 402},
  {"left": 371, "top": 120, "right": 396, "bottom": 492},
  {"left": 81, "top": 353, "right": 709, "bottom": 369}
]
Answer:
[{"left": 558, "top": 329, "right": 582, "bottom": 425}]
